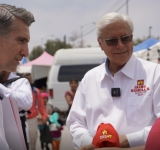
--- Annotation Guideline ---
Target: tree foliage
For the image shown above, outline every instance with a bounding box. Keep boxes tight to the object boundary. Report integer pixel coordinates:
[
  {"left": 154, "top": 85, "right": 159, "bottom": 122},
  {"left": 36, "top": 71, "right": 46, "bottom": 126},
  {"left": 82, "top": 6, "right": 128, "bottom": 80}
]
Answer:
[
  {"left": 29, "top": 46, "right": 43, "bottom": 61},
  {"left": 29, "top": 38, "right": 73, "bottom": 61},
  {"left": 44, "top": 38, "right": 72, "bottom": 56}
]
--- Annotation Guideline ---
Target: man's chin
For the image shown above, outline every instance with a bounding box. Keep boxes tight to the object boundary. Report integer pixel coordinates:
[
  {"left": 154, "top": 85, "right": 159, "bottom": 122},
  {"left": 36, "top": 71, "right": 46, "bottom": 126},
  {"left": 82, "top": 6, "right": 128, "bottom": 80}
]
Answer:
[{"left": 5, "top": 66, "right": 17, "bottom": 72}]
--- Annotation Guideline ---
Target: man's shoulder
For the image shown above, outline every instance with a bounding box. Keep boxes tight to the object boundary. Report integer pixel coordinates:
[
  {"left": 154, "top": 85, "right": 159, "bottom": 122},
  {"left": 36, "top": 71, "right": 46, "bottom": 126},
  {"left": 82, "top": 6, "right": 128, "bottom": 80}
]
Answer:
[
  {"left": 81, "top": 63, "right": 104, "bottom": 84},
  {"left": 5, "top": 73, "right": 29, "bottom": 86},
  {"left": 137, "top": 58, "right": 158, "bottom": 68},
  {"left": 85, "top": 63, "right": 104, "bottom": 77}
]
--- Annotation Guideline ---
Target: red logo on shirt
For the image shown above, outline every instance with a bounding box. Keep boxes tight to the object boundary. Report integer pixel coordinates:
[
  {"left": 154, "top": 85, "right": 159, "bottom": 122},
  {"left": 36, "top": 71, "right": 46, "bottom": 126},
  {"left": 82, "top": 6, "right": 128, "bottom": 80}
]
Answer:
[
  {"left": 131, "top": 80, "right": 150, "bottom": 96},
  {"left": 137, "top": 80, "right": 144, "bottom": 85}
]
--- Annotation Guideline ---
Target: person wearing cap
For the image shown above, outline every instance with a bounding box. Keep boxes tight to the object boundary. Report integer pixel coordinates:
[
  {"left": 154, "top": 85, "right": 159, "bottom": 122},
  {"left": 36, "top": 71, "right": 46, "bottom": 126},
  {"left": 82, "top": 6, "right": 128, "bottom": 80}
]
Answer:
[
  {"left": 37, "top": 92, "right": 53, "bottom": 150},
  {"left": 66, "top": 12, "right": 160, "bottom": 150},
  {"left": 145, "top": 118, "right": 160, "bottom": 150}
]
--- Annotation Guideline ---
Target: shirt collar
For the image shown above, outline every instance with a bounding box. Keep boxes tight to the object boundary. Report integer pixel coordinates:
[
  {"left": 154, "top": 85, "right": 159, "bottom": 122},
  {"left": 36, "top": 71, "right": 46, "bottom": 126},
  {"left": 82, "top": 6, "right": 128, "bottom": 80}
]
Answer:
[
  {"left": 99, "top": 54, "right": 137, "bottom": 81},
  {"left": 99, "top": 58, "right": 110, "bottom": 82},
  {"left": 121, "top": 54, "right": 137, "bottom": 79},
  {"left": 8, "top": 72, "right": 18, "bottom": 80}
]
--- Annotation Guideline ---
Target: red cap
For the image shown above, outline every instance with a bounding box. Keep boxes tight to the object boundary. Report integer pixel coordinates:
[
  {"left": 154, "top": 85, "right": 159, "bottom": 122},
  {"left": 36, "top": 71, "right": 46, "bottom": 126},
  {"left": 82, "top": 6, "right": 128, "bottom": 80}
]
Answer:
[{"left": 92, "top": 123, "right": 120, "bottom": 148}]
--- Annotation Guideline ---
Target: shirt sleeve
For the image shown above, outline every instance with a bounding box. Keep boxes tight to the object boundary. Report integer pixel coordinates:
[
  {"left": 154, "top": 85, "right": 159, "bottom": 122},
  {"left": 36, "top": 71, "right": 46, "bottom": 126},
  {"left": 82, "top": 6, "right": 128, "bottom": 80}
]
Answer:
[
  {"left": 126, "top": 126, "right": 151, "bottom": 147},
  {"left": 66, "top": 78, "right": 93, "bottom": 149},
  {"left": 127, "top": 65, "right": 160, "bottom": 147},
  {"left": 37, "top": 89, "right": 48, "bottom": 119},
  {"left": 0, "top": 78, "right": 33, "bottom": 111},
  {"left": 0, "top": 103, "right": 10, "bottom": 150},
  {"left": 0, "top": 84, "right": 11, "bottom": 98}
]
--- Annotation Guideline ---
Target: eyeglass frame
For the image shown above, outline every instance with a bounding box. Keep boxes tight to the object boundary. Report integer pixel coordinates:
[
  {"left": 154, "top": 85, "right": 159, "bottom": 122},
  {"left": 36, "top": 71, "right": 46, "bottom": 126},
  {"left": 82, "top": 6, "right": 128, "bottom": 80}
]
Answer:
[{"left": 103, "top": 34, "right": 133, "bottom": 46}]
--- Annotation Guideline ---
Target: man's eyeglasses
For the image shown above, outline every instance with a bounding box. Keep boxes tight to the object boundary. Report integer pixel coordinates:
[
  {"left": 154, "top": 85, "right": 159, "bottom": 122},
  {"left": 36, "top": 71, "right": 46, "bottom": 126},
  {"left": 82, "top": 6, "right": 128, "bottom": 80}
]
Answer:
[{"left": 105, "top": 34, "right": 133, "bottom": 46}]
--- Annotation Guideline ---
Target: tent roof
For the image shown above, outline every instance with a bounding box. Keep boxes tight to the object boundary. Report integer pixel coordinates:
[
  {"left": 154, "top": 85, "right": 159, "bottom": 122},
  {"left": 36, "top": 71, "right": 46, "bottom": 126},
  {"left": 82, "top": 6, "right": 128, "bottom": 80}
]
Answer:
[
  {"left": 133, "top": 38, "right": 159, "bottom": 52},
  {"left": 23, "top": 51, "right": 53, "bottom": 66}
]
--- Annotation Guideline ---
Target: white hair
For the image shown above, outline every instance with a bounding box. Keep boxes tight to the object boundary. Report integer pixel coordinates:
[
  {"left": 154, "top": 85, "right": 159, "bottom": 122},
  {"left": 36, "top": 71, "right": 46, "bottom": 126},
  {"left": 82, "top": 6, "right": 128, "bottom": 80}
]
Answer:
[{"left": 96, "top": 12, "right": 134, "bottom": 37}]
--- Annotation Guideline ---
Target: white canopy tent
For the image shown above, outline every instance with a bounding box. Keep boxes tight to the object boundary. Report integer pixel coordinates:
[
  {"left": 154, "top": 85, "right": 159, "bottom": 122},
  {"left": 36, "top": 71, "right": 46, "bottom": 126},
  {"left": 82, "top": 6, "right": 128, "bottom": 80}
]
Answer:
[
  {"left": 133, "top": 42, "right": 160, "bottom": 63},
  {"left": 31, "top": 65, "right": 51, "bottom": 81}
]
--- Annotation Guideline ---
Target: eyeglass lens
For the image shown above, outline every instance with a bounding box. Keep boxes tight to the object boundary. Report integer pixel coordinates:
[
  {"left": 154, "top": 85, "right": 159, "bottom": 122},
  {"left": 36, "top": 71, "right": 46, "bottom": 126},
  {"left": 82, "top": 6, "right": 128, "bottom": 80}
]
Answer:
[{"left": 106, "top": 35, "right": 132, "bottom": 46}]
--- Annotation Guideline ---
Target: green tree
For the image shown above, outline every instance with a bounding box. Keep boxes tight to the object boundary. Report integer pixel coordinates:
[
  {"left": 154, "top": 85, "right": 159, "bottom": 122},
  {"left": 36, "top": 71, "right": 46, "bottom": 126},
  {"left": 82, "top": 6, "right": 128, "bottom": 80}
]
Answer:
[
  {"left": 44, "top": 38, "right": 72, "bottom": 56},
  {"left": 29, "top": 46, "right": 43, "bottom": 61}
]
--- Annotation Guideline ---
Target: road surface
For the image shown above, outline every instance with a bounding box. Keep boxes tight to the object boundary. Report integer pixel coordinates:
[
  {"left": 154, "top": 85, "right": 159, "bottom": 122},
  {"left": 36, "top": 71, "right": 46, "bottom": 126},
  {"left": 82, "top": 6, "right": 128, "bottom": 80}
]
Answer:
[{"left": 36, "top": 125, "right": 75, "bottom": 150}]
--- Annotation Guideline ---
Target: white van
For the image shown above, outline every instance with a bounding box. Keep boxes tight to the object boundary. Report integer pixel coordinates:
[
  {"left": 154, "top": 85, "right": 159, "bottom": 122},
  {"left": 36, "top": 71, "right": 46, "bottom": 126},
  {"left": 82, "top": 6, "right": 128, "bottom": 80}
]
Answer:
[{"left": 47, "top": 47, "right": 106, "bottom": 113}]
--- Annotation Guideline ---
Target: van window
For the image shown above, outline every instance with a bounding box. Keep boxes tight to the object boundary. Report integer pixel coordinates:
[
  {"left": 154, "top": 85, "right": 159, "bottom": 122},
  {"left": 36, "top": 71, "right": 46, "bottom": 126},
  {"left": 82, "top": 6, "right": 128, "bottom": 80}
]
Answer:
[{"left": 58, "top": 64, "right": 100, "bottom": 82}]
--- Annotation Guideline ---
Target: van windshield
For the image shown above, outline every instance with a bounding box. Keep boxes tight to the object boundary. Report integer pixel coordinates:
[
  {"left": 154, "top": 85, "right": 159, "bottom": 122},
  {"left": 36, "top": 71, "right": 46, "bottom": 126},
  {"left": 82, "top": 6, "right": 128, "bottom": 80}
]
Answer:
[{"left": 58, "top": 64, "right": 100, "bottom": 82}]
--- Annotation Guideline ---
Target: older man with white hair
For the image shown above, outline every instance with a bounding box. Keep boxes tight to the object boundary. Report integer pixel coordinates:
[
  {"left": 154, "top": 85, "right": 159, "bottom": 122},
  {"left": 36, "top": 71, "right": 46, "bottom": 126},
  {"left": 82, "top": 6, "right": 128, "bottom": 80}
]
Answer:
[{"left": 67, "top": 12, "right": 160, "bottom": 150}]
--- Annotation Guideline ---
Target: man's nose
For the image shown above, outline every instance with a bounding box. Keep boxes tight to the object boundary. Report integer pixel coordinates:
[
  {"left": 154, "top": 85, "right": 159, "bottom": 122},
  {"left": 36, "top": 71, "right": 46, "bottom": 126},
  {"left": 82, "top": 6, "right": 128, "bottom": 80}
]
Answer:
[
  {"left": 21, "top": 44, "right": 29, "bottom": 57},
  {"left": 116, "top": 39, "right": 125, "bottom": 48}
]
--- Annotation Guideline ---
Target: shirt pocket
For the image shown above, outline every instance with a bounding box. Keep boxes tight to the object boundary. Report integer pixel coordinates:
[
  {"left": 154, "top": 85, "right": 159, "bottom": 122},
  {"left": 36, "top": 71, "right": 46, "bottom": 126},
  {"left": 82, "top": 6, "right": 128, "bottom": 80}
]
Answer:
[{"left": 127, "top": 96, "right": 152, "bottom": 124}]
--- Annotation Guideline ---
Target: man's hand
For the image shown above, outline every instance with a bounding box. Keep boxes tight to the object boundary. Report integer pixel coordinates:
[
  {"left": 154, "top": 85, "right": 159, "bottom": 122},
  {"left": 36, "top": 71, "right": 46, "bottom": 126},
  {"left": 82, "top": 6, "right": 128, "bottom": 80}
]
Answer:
[
  {"left": 78, "top": 144, "right": 95, "bottom": 150},
  {"left": 119, "top": 135, "right": 130, "bottom": 148}
]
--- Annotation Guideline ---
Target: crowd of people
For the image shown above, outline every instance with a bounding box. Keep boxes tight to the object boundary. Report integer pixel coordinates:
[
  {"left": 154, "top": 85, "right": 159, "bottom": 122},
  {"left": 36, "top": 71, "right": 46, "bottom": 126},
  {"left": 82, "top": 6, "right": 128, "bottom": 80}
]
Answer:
[{"left": 0, "top": 3, "right": 160, "bottom": 150}]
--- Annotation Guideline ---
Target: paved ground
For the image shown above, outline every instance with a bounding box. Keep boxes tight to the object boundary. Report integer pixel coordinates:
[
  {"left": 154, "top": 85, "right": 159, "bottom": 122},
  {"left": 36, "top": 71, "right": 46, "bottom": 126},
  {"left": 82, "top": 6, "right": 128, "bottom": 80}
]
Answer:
[{"left": 36, "top": 125, "right": 75, "bottom": 150}]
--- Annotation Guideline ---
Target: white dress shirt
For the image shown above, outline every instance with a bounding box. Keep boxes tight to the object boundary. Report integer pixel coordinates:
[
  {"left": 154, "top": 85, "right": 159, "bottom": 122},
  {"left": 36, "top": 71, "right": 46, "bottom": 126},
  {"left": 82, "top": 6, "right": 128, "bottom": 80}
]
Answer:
[
  {"left": 0, "top": 73, "right": 32, "bottom": 111},
  {"left": 66, "top": 54, "right": 160, "bottom": 149},
  {"left": 0, "top": 102, "right": 10, "bottom": 150}
]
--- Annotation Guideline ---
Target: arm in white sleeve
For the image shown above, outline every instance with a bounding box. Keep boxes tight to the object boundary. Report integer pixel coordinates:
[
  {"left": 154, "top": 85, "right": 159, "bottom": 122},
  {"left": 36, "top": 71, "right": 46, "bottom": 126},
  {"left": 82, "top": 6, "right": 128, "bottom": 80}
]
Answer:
[
  {"left": 9, "top": 78, "right": 33, "bottom": 111},
  {"left": 0, "top": 84, "right": 11, "bottom": 98},
  {"left": 0, "top": 78, "right": 32, "bottom": 111},
  {"left": 66, "top": 79, "right": 92, "bottom": 149},
  {"left": 126, "top": 126, "right": 151, "bottom": 147},
  {"left": 0, "top": 103, "right": 10, "bottom": 150},
  {"left": 127, "top": 65, "right": 160, "bottom": 147}
]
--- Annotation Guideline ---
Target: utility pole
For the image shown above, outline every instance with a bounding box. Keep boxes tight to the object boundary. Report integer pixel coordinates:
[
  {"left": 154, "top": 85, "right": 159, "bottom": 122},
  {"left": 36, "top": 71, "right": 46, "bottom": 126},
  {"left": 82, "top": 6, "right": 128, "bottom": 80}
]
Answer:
[
  {"left": 149, "top": 26, "right": 152, "bottom": 38},
  {"left": 81, "top": 26, "right": 83, "bottom": 48},
  {"left": 80, "top": 22, "right": 95, "bottom": 48},
  {"left": 126, "top": 0, "right": 129, "bottom": 15}
]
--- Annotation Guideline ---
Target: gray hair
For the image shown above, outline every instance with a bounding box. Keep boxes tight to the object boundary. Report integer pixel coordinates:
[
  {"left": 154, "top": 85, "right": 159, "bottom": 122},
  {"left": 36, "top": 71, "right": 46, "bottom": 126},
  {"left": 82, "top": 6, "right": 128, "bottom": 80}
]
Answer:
[
  {"left": 96, "top": 12, "right": 134, "bottom": 37},
  {"left": 0, "top": 4, "right": 35, "bottom": 37}
]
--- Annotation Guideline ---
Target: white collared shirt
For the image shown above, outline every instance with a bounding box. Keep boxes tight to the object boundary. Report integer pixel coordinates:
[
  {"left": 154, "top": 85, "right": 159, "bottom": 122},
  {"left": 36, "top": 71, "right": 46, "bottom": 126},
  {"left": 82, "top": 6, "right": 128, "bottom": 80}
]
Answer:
[
  {"left": 0, "top": 73, "right": 32, "bottom": 149},
  {"left": 66, "top": 54, "right": 160, "bottom": 149},
  {"left": 0, "top": 73, "right": 32, "bottom": 111},
  {"left": 0, "top": 102, "right": 10, "bottom": 150}
]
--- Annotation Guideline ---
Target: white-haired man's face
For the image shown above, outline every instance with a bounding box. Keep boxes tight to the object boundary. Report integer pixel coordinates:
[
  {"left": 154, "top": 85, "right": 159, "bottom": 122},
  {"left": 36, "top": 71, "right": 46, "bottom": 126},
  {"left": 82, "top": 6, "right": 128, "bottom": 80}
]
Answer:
[{"left": 98, "top": 21, "right": 133, "bottom": 70}]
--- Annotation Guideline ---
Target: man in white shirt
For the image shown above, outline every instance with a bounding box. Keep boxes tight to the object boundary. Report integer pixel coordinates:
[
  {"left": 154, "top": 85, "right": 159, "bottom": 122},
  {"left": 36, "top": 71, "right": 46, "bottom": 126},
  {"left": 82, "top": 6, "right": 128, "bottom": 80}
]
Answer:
[
  {"left": 0, "top": 71, "right": 32, "bottom": 150},
  {"left": 66, "top": 12, "right": 160, "bottom": 150},
  {"left": 0, "top": 4, "right": 35, "bottom": 149}
]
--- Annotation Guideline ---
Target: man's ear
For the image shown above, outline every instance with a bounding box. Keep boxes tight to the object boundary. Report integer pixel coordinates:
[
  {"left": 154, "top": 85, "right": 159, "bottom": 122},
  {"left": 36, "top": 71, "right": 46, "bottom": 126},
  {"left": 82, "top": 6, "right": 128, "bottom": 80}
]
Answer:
[
  {"left": 97, "top": 38, "right": 101, "bottom": 46},
  {"left": 97, "top": 38, "right": 104, "bottom": 51}
]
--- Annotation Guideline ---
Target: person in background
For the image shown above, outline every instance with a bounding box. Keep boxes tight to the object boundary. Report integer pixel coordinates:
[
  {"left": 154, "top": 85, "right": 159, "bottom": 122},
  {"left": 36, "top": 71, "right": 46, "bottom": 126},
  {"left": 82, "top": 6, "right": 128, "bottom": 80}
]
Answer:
[
  {"left": 49, "top": 111, "right": 63, "bottom": 150},
  {"left": 67, "top": 12, "right": 160, "bottom": 150},
  {"left": 24, "top": 73, "right": 48, "bottom": 150},
  {"left": 0, "top": 4, "right": 34, "bottom": 149},
  {"left": 0, "top": 71, "right": 32, "bottom": 150},
  {"left": 145, "top": 118, "right": 160, "bottom": 150},
  {"left": 65, "top": 78, "right": 78, "bottom": 115},
  {"left": 37, "top": 92, "right": 53, "bottom": 150}
]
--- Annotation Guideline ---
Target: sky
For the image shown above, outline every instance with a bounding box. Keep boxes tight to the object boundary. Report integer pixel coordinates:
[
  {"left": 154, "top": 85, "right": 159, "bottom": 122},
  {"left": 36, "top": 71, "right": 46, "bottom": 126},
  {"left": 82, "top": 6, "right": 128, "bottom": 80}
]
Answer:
[{"left": 1, "top": 0, "right": 160, "bottom": 53}]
